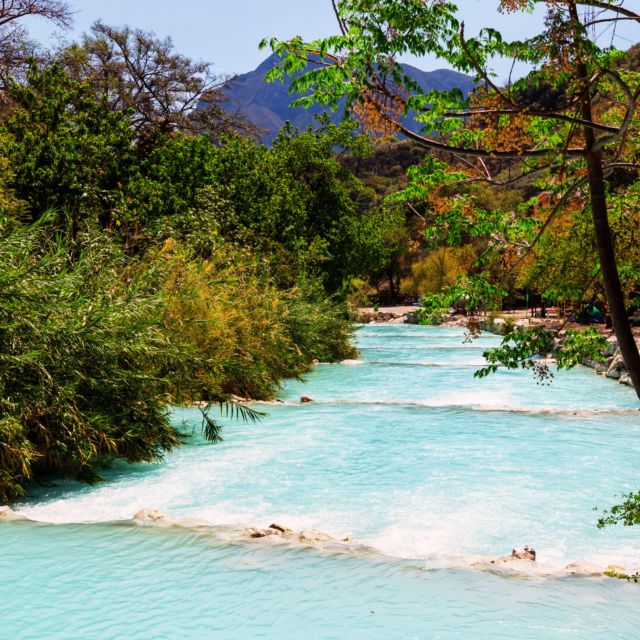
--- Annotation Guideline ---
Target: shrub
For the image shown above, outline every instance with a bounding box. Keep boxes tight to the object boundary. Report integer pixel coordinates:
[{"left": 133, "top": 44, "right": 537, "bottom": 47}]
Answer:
[{"left": 0, "top": 218, "right": 200, "bottom": 502}]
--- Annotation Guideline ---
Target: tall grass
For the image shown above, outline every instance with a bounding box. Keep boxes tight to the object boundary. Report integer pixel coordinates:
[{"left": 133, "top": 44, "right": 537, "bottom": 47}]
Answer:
[
  {"left": 0, "top": 221, "right": 356, "bottom": 503},
  {"left": 0, "top": 217, "right": 202, "bottom": 502},
  {"left": 161, "top": 240, "right": 356, "bottom": 401}
]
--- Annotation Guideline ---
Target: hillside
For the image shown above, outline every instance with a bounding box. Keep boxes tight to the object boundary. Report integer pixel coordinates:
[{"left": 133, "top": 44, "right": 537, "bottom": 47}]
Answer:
[{"left": 222, "top": 52, "right": 474, "bottom": 143}]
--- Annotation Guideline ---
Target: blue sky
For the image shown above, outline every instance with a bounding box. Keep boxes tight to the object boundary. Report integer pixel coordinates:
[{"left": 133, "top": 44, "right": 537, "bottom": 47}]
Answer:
[{"left": 27, "top": 1, "right": 636, "bottom": 80}]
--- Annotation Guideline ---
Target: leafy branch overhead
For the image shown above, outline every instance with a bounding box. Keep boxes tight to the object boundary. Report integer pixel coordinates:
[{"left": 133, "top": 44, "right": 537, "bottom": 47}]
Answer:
[{"left": 475, "top": 326, "right": 607, "bottom": 383}]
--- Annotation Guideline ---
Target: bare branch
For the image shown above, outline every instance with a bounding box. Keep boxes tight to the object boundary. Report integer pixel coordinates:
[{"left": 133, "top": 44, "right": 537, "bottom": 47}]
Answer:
[
  {"left": 406, "top": 202, "right": 426, "bottom": 221},
  {"left": 604, "top": 162, "right": 640, "bottom": 172},
  {"left": 0, "top": 0, "right": 72, "bottom": 28},
  {"left": 584, "top": 15, "right": 637, "bottom": 27},
  {"left": 574, "top": 0, "right": 640, "bottom": 23},
  {"left": 459, "top": 22, "right": 516, "bottom": 107},
  {"left": 459, "top": 162, "right": 566, "bottom": 188},
  {"left": 0, "top": 0, "right": 72, "bottom": 88},
  {"left": 592, "top": 67, "right": 638, "bottom": 152},
  {"left": 331, "top": 0, "right": 348, "bottom": 37}
]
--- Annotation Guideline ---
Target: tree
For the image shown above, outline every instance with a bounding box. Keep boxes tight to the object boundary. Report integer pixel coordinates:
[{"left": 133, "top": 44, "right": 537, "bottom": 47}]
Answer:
[
  {"left": 402, "top": 246, "right": 476, "bottom": 298},
  {"left": 0, "top": 0, "right": 71, "bottom": 95},
  {"left": 0, "top": 0, "right": 69, "bottom": 27},
  {"left": 264, "top": 0, "right": 640, "bottom": 399},
  {"left": 61, "top": 22, "right": 256, "bottom": 147},
  {"left": 520, "top": 185, "right": 640, "bottom": 308},
  {"left": 125, "top": 120, "right": 386, "bottom": 292},
  {"left": 1, "top": 63, "right": 137, "bottom": 224}
]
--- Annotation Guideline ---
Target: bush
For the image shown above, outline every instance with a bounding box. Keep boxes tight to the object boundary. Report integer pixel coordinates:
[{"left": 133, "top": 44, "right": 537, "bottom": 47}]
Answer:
[
  {"left": 0, "top": 218, "right": 201, "bottom": 503},
  {"left": 160, "top": 242, "right": 356, "bottom": 401}
]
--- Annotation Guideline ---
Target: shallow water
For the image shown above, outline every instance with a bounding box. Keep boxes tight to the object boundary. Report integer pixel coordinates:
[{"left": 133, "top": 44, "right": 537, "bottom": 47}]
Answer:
[
  {"left": 2, "top": 519, "right": 639, "bottom": 639},
  {"left": 3, "top": 325, "right": 640, "bottom": 638}
]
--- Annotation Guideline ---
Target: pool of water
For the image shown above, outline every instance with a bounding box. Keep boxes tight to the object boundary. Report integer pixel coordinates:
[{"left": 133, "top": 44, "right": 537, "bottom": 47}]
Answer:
[{"left": 2, "top": 325, "right": 640, "bottom": 638}]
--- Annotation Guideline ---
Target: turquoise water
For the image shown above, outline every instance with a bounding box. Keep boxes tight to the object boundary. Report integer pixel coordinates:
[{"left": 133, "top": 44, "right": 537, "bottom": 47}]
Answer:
[{"left": 2, "top": 325, "right": 640, "bottom": 638}]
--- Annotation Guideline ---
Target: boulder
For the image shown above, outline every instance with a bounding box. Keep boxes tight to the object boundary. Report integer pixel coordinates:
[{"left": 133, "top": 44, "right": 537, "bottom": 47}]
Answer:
[
  {"left": 133, "top": 508, "right": 172, "bottom": 524},
  {"left": 511, "top": 546, "right": 536, "bottom": 561},
  {"left": 492, "top": 318, "right": 507, "bottom": 335},
  {"left": 269, "top": 523, "right": 293, "bottom": 534},
  {"left": 491, "top": 546, "right": 537, "bottom": 565},
  {"left": 300, "top": 395, "right": 314, "bottom": 404},
  {"left": 248, "top": 527, "right": 279, "bottom": 539},
  {"left": 603, "top": 338, "right": 618, "bottom": 358},
  {"left": 248, "top": 524, "right": 293, "bottom": 539},
  {"left": 248, "top": 524, "right": 341, "bottom": 545},
  {"left": 583, "top": 356, "right": 607, "bottom": 374},
  {"left": 405, "top": 312, "right": 420, "bottom": 325},
  {"left": 606, "top": 352, "right": 626, "bottom": 380},
  {"left": 619, "top": 373, "right": 633, "bottom": 387},
  {"left": 297, "top": 529, "right": 336, "bottom": 543}
]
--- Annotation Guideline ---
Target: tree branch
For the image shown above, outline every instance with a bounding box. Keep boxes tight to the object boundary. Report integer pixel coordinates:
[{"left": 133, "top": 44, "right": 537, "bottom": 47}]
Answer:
[
  {"left": 442, "top": 108, "right": 620, "bottom": 134},
  {"left": 397, "top": 123, "right": 586, "bottom": 159},
  {"left": 459, "top": 22, "right": 516, "bottom": 107},
  {"left": 574, "top": 0, "right": 640, "bottom": 23},
  {"left": 331, "top": 0, "right": 347, "bottom": 36}
]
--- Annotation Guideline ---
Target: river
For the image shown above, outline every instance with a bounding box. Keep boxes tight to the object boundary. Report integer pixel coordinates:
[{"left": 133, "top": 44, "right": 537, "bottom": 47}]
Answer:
[{"left": 2, "top": 324, "right": 639, "bottom": 638}]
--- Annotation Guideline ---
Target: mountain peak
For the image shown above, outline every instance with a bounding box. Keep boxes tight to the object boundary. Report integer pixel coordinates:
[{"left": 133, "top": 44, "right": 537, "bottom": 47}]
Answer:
[
  {"left": 253, "top": 51, "right": 283, "bottom": 75},
  {"left": 222, "top": 55, "right": 474, "bottom": 144}
]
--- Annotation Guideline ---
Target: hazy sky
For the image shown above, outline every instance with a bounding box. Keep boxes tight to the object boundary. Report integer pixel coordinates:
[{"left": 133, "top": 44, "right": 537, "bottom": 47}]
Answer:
[{"left": 26, "top": 1, "right": 636, "bottom": 80}]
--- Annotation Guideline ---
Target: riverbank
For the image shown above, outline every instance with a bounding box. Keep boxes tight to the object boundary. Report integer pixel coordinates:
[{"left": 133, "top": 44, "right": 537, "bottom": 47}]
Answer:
[
  {"left": 355, "top": 305, "right": 421, "bottom": 324},
  {"left": 474, "top": 315, "right": 639, "bottom": 390}
]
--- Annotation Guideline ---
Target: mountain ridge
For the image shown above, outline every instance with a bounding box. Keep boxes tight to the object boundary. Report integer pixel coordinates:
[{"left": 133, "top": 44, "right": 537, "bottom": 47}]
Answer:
[{"left": 221, "top": 53, "right": 475, "bottom": 143}]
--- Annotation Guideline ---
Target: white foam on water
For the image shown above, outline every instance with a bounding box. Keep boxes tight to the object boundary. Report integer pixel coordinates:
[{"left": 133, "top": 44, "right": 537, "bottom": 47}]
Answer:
[{"left": 364, "top": 359, "right": 490, "bottom": 367}]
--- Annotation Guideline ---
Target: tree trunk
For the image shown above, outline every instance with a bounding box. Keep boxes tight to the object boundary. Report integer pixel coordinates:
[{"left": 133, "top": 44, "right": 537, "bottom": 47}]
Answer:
[
  {"left": 567, "top": 1, "right": 640, "bottom": 399},
  {"left": 387, "top": 270, "right": 396, "bottom": 301},
  {"left": 586, "top": 152, "right": 640, "bottom": 398}
]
